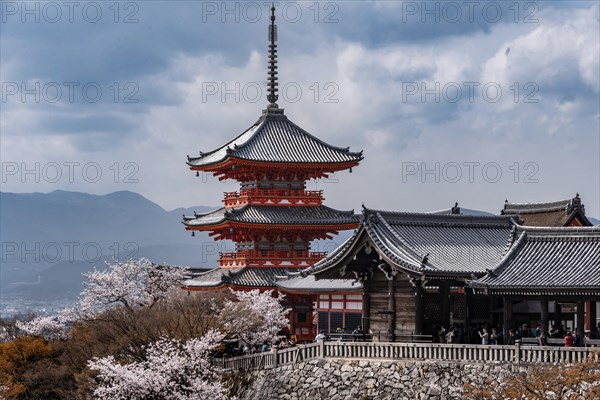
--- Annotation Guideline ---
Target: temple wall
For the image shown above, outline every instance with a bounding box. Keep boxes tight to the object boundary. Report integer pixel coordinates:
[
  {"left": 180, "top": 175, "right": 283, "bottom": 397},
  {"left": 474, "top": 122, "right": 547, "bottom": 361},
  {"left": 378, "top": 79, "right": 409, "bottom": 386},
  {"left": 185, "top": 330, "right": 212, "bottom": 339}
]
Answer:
[
  {"left": 234, "top": 359, "right": 522, "bottom": 400},
  {"left": 394, "top": 278, "right": 417, "bottom": 334},
  {"left": 367, "top": 272, "right": 416, "bottom": 336}
]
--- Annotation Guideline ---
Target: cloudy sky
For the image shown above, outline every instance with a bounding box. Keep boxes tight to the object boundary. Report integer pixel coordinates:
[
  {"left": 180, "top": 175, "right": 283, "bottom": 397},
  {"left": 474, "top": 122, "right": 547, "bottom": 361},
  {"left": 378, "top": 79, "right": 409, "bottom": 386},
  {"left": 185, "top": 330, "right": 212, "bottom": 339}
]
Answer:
[{"left": 1, "top": 1, "right": 599, "bottom": 218}]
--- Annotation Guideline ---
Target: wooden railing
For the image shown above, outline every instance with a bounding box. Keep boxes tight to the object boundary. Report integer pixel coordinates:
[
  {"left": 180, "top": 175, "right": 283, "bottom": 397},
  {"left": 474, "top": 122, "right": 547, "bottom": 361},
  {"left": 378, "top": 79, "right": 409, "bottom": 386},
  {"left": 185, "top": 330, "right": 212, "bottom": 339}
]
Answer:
[
  {"left": 212, "top": 341, "right": 600, "bottom": 372},
  {"left": 223, "top": 189, "right": 323, "bottom": 207},
  {"left": 219, "top": 250, "right": 328, "bottom": 267},
  {"left": 521, "top": 337, "right": 600, "bottom": 347}
]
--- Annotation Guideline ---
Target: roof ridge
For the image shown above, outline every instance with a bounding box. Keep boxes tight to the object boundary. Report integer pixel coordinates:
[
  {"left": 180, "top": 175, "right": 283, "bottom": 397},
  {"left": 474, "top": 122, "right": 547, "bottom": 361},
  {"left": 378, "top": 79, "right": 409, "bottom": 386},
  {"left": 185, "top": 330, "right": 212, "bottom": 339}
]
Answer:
[
  {"left": 363, "top": 207, "right": 514, "bottom": 225},
  {"left": 517, "top": 225, "right": 600, "bottom": 235},
  {"left": 484, "top": 230, "right": 528, "bottom": 279},
  {"left": 505, "top": 199, "right": 571, "bottom": 207},
  {"left": 304, "top": 226, "right": 366, "bottom": 276},
  {"left": 280, "top": 114, "right": 364, "bottom": 157},
  {"left": 363, "top": 205, "right": 513, "bottom": 222},
  {"left": 361, "top": 212, "right": 424, "bottom": 272},
  {"left": 225, "top": 112, "right": 279, "bottom": 154},
  {"left": 187, "top": 116, "right": 265, "bottom": 162},
  {"left": 372, "top": 211, "right": 425, "bottom": 268}
]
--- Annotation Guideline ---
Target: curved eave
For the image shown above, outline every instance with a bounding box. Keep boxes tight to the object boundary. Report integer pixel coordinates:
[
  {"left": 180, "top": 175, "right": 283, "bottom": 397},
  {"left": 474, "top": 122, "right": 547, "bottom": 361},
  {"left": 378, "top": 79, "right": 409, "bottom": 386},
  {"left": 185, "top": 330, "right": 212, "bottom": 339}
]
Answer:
[
  {"left": 188, "top": 156, "right": 362, "bottom": 172},
  {"left": 183, "top": 283, "right": 279, "bottom": 291},
  {"left": 181, "top": 282, "right": 224, "bottom": 290},
  {"left": 306, "top": 227, "right": 368, "bottom": 277},
  {"left": 472, "top": 286, "right": 600, "bottom": 296},
  {"left": 274, "top": 285, "right": 362, "bottom": 294},
  {"left": 307, "top": 226, "right": 427, "bottom": 280},
  {"left": 423, "top": 271, "right": 486, "bottom": 280},
  {"left": 184, "top": 221, "right": 359, "bottom": 231},
  {"left": 364, "top": 212, "right": 428, "bottom": 273}
]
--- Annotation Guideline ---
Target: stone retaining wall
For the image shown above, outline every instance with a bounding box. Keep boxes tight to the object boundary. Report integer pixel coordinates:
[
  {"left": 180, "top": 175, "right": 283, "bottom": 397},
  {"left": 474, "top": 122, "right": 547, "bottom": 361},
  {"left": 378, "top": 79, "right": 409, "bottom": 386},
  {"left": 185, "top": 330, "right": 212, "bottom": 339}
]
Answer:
[{"left": 235, "top": 359, "right": 519, "bottom": 400}]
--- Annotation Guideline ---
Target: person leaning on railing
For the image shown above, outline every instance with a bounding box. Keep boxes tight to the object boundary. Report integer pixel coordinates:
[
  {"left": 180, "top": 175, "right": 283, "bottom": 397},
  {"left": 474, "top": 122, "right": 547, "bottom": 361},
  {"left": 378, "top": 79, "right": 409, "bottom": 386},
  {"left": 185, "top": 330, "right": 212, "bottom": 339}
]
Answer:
[
  {"left": 564, "top": 331, "right": 575, "bottom": 347},
  {"left": 490, "top": 328, "right": 499, "bottom": 345},
  {"left": 506, "top": 330, "right": 517, "bottom": 345},
  {"left": 538, "top": 331, "right": 548, "bottom": 346},
  {"left": 315, "top": 330, "right": 326, "bottom": 343}
]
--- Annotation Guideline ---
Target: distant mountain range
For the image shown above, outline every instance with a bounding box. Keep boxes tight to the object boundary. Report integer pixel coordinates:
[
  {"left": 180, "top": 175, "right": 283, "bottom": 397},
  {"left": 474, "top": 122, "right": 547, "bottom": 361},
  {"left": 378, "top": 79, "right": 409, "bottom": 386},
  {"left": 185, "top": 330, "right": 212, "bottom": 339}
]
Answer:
[
  {"left": 1, "top": 190, "right": 597, "bottom": 308},
  {"left": 0, "top": 190, "right": 217, "bottom": 300}
]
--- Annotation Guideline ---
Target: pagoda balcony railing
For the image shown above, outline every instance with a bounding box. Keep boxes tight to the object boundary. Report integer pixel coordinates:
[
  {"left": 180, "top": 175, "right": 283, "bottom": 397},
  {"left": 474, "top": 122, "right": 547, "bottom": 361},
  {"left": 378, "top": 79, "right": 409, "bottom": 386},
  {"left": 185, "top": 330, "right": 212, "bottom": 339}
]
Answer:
[
  {"left": 219, "top": 250, "right": 328, "bottom": 267},
  {"left": 223, "top": 189, "right": 323, "bottom": 207}
]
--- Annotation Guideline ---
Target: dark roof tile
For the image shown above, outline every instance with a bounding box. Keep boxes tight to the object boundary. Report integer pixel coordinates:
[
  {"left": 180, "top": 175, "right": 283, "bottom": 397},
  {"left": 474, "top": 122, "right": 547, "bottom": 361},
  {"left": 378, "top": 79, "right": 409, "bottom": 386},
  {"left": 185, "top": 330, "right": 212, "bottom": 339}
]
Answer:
[
  {"left": 307, "top": 207, "right": 516, "bottom": 276},
  {"left": 187, "top": 109, "right": 363, "bottom": 167},
  {"left": 473, "top": 226, "right": 600, "bottom": 292},
  {"left": 183, "top": 267, "right": 300, "bottom": 288},
  {"left": 183, "top": 205, "right": 358, "bottom": 227}
]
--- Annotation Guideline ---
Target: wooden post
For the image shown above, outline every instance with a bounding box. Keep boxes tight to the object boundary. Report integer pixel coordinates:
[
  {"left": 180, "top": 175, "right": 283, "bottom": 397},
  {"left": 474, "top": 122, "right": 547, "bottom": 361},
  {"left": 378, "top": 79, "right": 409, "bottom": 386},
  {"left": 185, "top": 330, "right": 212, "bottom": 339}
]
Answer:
[
  {"left": 415, "top": 282, "right": 424, "bottom": 336},
  {"left": 503, "top": 297, "right": 514, "bottom": 340},
  {"left": 440, "top": 282, "right": 450, "bottom": 330},
  {"left": 590, "top": 300, "right": 597, "bottom": 335},
  {"left": 388, "top": 278, "right": 396, "bottom": 342},
  {"left": 554, "top": 302, "right": 562, "bottom": 329},
  {"left": 540, "top": 297, "right": 549, "bottom": 334},
  {"left": 362, "top": 280, "right": 370, "bottom": 341},
  {"left": 577, "top": 298, "right": 585, "bottom": 340}
]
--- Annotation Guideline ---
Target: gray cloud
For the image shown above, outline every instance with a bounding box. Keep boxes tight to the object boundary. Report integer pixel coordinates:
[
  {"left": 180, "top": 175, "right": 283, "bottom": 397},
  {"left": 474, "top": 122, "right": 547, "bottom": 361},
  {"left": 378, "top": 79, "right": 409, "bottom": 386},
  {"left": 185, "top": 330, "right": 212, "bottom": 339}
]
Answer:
[{"left": 1, "top": 1, "right": 598, "bottom": 219}]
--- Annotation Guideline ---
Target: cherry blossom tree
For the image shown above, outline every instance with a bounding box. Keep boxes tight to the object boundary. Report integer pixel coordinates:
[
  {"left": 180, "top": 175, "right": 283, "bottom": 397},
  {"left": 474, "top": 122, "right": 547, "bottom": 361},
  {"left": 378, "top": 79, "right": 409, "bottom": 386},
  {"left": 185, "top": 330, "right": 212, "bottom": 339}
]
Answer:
[
  {"left": 77, "top": 258, "right": 188, "bottom": 317},
  {"left": 15, "top": 259, "right": 188, "bottom": 341},
  {"left": 15, "top": 312, "right": 73, "bottom": 341},
  {"left": 222, "top": 289, "right": 289, "bottom": 347},
  {"left": 87, "top": 330, "right": 228, "bottom": 400}
]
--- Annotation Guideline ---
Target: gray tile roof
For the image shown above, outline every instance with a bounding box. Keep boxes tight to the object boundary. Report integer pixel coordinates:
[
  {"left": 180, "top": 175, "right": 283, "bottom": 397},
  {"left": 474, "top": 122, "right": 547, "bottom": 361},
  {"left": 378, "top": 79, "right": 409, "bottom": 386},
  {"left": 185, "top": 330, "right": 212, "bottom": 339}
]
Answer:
[
  {"left": 183, "top": 267, "right": 300, "bottom": 288},
  {"left": 274, "top": 271, "right": 362, "bottom": 292},
  {"left": 306, "top": 207, "right": 517, "bottom": 277},
  {"left": 187, "top": 108, "right": 363, "bottom": 167},
  {"left": 500, "top": 194, "right": 592, "bottom": 227},
  {"left": 502, "top": 199, "right": 574, "bottom": 214},
  {"left": 183, "top": 205, "right": 358, "bottom": 227},
  {"left": 472, "top": 226, "right": 600, "bottom": 294}
]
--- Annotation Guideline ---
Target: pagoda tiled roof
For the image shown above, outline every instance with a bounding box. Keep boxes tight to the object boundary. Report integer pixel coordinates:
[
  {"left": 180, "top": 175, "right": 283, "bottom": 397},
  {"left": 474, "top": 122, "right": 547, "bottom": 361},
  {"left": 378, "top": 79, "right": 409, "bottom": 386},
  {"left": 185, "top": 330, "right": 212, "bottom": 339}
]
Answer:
[
  {"left": 471, "top": 226, "right": 600, "bottom": 295},
  {"left": 183, "top": 266, "right": 299, "bottom": 288},
  {"left": 501, "top": 194, "right": 592, "bottom": 227},
  {"left": 273, "top": 272, "right": 362, "bottom": 292},
  {"left": 305, "top": 207, "right": 517, "bottom": 277},
  {"left": 186, "top": 108, "right": 363, "bottom": 167},
  {"left": 183, "top": 205, "right": 358, "bottom": 227}
]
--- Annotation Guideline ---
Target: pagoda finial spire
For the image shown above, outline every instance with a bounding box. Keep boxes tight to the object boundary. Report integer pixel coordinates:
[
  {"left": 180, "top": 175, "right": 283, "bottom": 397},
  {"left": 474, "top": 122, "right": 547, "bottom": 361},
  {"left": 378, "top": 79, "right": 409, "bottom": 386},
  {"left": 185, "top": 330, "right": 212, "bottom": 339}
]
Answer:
[{"left": 267, "top": 3, "right": 279, "bottom": 107}]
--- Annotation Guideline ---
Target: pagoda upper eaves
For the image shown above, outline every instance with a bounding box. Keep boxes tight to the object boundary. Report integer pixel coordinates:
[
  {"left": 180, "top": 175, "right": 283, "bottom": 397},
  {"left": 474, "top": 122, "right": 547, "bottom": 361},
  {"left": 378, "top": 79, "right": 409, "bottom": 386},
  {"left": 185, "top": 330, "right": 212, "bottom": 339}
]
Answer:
[
  {"left": 186, "top": 2, "right": 361, "bottom": 182},
  {"left": 186, "top": 109, "right": 363, "bottom": 181}
]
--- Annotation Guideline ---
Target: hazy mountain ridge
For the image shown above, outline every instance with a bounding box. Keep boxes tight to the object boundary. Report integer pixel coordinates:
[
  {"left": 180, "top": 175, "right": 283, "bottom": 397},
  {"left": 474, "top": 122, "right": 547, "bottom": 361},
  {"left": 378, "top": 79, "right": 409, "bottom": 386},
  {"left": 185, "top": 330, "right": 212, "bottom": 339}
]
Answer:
[
  {"left": 1, "top": 190, "right": 597, "bottom": 309},
  {"left": 0, "top": 190, "right": 217, "bottom": 302}
]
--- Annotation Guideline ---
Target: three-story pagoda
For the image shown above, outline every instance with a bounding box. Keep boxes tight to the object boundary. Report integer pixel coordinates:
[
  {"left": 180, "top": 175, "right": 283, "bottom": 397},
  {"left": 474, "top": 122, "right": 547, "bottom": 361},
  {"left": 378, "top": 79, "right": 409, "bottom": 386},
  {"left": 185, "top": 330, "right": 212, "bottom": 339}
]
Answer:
[{"left": 182, "top": 6, "right": 362, "bottom": 340}]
